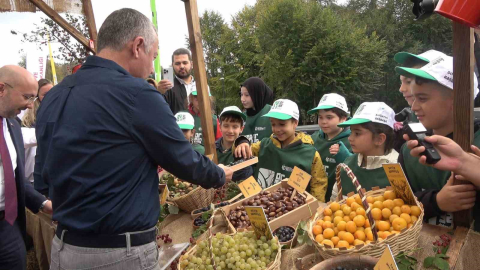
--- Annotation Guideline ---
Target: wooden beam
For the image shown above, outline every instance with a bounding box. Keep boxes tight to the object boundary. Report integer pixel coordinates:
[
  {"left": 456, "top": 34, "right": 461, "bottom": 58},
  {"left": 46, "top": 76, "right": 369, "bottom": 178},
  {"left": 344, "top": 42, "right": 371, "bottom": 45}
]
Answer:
[
  {"left": 183, "top": 0, "right": 218, "bottom": 163},
  {"left": 452, "top": 22, "right": 475, "bottom": 228},
  {"left": 28, "top": 0, "right": 96, "bottom": 54},
  {"left": 82, "top": 0, "right": 97, "bottom": 52}
]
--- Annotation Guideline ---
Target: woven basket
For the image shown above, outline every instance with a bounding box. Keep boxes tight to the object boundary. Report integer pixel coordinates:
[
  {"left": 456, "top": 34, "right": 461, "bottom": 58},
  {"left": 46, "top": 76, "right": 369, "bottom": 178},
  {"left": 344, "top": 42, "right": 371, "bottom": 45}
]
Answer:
[
  {"left": 169, "top": 185, "right": 216, "bottom": 213},
  {"left": 195, "top": 209, "right": 237, "bottom": 243},
  {"left": 308, "top": 163, "right": 424, "bottom": 259}
]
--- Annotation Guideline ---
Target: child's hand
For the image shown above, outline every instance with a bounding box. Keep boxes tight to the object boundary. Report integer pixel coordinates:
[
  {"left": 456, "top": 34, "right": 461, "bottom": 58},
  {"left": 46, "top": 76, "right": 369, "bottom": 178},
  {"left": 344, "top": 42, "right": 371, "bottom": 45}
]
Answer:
[
  {"left": 234, "top": 142, "right": 252, "bottom": 159},
  {"left": 436, "top": 174, "right": 477, "bottom": 212},
  {"left": 329, "top": 144, "right": 340, "bottom": 156}
]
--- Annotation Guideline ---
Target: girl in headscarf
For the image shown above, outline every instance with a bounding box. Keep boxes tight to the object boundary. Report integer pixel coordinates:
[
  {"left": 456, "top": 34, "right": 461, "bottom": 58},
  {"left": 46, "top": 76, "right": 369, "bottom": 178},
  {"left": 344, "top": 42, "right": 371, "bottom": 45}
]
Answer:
[{"left": 240, "top": 77, "right": 274, "bottom": 143}]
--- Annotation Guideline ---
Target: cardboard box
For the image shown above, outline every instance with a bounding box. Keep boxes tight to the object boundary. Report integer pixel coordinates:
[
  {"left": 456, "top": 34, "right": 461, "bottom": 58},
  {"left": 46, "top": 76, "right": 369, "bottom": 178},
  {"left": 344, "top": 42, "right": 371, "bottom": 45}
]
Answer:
[{"left": 222, "top": 180, "right": 320, "bottom": 232}]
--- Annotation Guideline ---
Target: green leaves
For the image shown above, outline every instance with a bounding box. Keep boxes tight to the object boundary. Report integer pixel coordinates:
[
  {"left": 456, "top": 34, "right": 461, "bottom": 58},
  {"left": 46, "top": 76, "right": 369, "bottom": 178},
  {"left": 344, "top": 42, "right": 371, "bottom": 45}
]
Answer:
[
  {"left": 424, "top": 254, "right": 450, "bottom": 270},
  {"left": 295, "top": 221, "right": 313, "bottom": 246},
  {"left": 395, "top": 251, "right": 419, "bottom": 270}
]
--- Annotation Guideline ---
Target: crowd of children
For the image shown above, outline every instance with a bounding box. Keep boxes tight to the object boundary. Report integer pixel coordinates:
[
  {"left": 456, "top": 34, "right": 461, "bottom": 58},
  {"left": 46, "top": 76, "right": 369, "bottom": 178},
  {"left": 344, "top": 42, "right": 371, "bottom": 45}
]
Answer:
[{"left": 178, "top": 50, "right": 479, "bottom": 230}]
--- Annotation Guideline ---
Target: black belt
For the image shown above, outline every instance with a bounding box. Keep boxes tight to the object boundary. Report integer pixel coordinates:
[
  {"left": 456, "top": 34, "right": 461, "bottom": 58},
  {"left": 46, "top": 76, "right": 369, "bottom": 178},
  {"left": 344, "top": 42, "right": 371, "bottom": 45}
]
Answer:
[
  {"left": 0, "top": 211, "right": 4, "bottom": 220},
  {"left": 55, "top": 224, "right": 156, "bottom": 248}
]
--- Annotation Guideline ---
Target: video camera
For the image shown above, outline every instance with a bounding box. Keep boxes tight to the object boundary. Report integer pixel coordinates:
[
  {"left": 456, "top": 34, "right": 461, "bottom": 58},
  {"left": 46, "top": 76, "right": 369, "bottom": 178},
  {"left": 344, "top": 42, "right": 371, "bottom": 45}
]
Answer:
[{"left": 411, "top": 0, "right": 439, "bottom": 20}]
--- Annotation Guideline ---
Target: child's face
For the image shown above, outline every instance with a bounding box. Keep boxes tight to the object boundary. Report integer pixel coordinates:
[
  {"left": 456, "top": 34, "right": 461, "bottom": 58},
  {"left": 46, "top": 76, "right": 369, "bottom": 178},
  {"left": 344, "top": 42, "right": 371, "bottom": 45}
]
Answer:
[
  {"left": 399, "top": 75, "right": 415, "bottom": 106},
  {"left": 348, "top": 125, "right": 376, "bottom": 155},
  {"left": 270, "top": 118, "right": 298, "bottom": 142},
  {"left": 318, "top": 110, "right": 346, "bottom": 137},
  {"left": 182, "top": 129, "right": 195, "bottom": 141},
  {"left": 190, "top": 95, "right": 200, "bottom": 111},
  {"left": 240, "top": 87, "right": 254, "bottom": 109},
  {"left": 411, "top": 82, "right": 453, "bottom": 131},
  {"left": 220, "top": 119, "right": 244, "bottom": 143}
]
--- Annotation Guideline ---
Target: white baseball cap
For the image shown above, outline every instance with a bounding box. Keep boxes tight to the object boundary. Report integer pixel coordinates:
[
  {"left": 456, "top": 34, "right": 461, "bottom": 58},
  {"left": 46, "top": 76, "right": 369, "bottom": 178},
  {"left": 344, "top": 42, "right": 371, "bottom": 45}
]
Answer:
[
  {"left": 394, "top": 49, "right": 442, "bottom": 65},
  {"left": 263, "top": 99, "right": 299, "bottom": 121},
  {"left": 307, "top": 93, "right": 350, "bottom": 115},
  {"left": 219, "top": 106, "right": 247, "bottom": 122},
  {"left": 175, "top": 112, "right": 195, "bottom": 130},
  {"left": 395, "top": 51, "right": 479, "bottom": 97},
  {"left": 338, "top": 102, "right": 395, "bottom": 129}
]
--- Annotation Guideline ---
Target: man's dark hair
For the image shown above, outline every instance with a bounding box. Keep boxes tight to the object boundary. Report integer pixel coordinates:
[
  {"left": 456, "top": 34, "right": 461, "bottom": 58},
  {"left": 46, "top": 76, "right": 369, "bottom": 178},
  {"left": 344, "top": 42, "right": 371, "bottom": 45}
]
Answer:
[
  {"left": 320, "top": 107, "right": 349, "bottom": 119},
  {"left": 360, "top": 122, "right": 395, "bottom": 154},
  {"left": 220, "top": 113, "right": 243, "bottom": 125},
  {"left": 38, "top": 79, "right": 52, "bottom": 91},
  {"left": 172, "top": 48, "right": 192, "bottom": 63}
]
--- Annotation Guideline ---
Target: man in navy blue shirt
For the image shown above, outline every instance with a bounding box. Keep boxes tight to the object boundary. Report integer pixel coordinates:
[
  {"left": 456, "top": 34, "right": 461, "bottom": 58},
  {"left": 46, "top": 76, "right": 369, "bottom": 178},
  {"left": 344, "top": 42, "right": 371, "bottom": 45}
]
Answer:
[{"left": 34, "top": 8, "right": 232, "bottom": 270}]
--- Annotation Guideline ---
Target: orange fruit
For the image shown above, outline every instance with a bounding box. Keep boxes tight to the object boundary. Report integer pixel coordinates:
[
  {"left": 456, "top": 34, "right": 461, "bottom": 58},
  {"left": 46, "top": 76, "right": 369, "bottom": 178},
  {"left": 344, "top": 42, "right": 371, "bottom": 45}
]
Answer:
[
  {"left": 343, "top": 206, "right": 352, "bottom": 216},
  {"left": 401, "top": 205, "right": 411, "bottom": 215},
  {"left": 407, "top": 223, "right": 413, "bottom": 229},
  {"left": 316, "top": 220, "right": 324, "bottom": 227},
  {"left": 338, "top": 231, "right": 346, "bottom": 240},
  {"left": 337, "top": 240, "right": 350, "bottom": 249},
  {"left": 349, "top": 211, "right": 357, "bottom": 220},
  {"left": 411, "top": 215, "right": 418, "bottom": 224},
  {"left": 377, "top": 221, "right": 391, "bottom": 231},
  {"left": 346, "top": 221, "right": 357, "bottom": 234},
  {"left": 346, "top": 197, "right": 355, "bottom": 206},
  {"left": 373, "top": 201, "right": 384, "bottom": 210},
  {"left": 393, "top": 199, "right": 405, "bottom": 207},
  {"left": 337, "top": 221, "right": 347, "bottom": 232},
  {"left": 351, "top": 202, "right": 361, "bottom": 211},
  {"left": 353, "top": 215, "right": 366, "bottom": 227},
  {"left": 400, "top": 213, "right": 412, "bottom": 224},
  {"left": 365, "top": 218, "right": 371, "bottom": 228},
  {"left": 330, "top": 202, "right": 341, "bottom": 212},
  {"left": 334, "top": 216, "right": 344, "bottom": 226},
  {"left": 355, "top": 195, "right": 363, "bottom": 205},
  {"left": 334, "top": 210, "right": 345, "bottom": 218},
  {"left": 356, "top": 208, "right": 366, "bottom": 216},
  {"left": 378, "top": 231, "right": 391, "bottom": 239},
  {"left": 343, "top": 216, "right": 351, "bottom": 222},
  {"left": 354, "top": 239, "right": 365, "bottom": 246},
  {"left": 383, "top": 190, "right": 397, "bottom": 200},
  {"left": 375, "top": 196, "right": 385, "bottom": 202},
  {"left": 312, "top": 225, "right": 323, "bottom": 236},
  {"left": 324, "top": 216, "right": 332, "bottom": 222},
  {"left": 315, "top": 234, "right": 324, "bottom": 243},
  {"left": 382, "top": 199, "right": 394, "bottom": 210},
  {"left": 391, "top": 230, "right": 400, "bottom": 235},
  {"left": 411, "top": 206, "right": 421, "bottom": 217},
  {"left": 334, "top": 227, "right": 339, "bottom": 236},
  {"left": 382, "top": 208, "right": 392, "bottom": 220},
  {"left": 331, "top": 236, "right": 340, "bottom": 246},
  {"left": 389, "top": 214, "right": 399, "bottom": 224},
  {"left": 322, "top": 221, "right": 333, "bottom": 230},
  {"left": 392, "top": 217, "right": 407, "bottom": 231},
  {"left": 365, "top": 240, "right": 372, "bottom": 245},
  {"left": 357, "top": 227, "right": 365, "bottom": 232},
  {"left": 354, "top": 230, "right": 366, "bottom": 241},
  {"left": 321, "top": 239, "right": 334, "bottom": 248},
  {"left": 366, "top": 196, "right": 375, "bottom": 204},
  {"left": 343, "top": 232, "right": 355, "bottom": 244},
  {"left": 371, "top": 208, "right": 382, "bottom": 220},
  {"left": 366, "top": 230, "right": 373, "bottom": 241},
  {"left": 368, "top": 203, "right": 373, "bottom": 209},
  {"left": 392, "top": 206, "right": 402, "bottom": 216},
  {"left": 324, "top": 208, "right": 333, "bottom": 216},
  {"left": 323, "top": 228, "right": 335, "bottom": 239}
]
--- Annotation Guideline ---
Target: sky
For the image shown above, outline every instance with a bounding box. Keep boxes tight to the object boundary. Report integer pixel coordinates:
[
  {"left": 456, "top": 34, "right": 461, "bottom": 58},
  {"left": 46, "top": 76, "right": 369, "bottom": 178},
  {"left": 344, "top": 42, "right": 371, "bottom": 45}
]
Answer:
[{"left": 0, "top": 0, "right": 257, "bottom": 68}]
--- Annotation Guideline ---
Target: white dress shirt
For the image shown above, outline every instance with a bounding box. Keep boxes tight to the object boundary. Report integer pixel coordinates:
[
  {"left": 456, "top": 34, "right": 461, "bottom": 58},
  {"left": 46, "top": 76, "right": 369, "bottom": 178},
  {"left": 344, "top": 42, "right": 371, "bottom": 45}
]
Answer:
[
  {"left": 0, "top": 118, "right": 17, "bottom": 211},
  {"left": 21, "top": 127, "right": 37, "bottom": 183}
]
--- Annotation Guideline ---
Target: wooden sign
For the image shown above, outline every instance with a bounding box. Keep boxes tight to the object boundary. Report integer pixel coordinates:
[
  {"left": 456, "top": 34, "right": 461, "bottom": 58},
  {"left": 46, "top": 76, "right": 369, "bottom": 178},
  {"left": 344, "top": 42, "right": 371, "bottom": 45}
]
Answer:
[
  {"left": 238, "top": 176, "right": 262, "bottom": 199},
  {"left": 382, "top": 164, "right": 416, "bottom": 205},
  {"left": 245, "top": 206, "right": 273, "bottom": 240},
  {"left": 159, "top": 184, "right": 169, "bottom": 205},
  {"left": 287, "top": 166, "right": 312, "bottom": 194},
  {"left": 228, "top": 157, "right": 259, "bottom": 172},
  {"left": 374, "top": 245, "right": 399, "bottom": 270}
]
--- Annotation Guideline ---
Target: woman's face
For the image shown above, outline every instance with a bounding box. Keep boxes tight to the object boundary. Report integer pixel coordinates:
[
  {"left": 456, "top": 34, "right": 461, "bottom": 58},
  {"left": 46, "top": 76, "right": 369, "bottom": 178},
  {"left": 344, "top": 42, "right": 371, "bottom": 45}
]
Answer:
[
  {"left": 38, "top": 84, "right": 53, "bottom": 102},
  {"left": 240, "top": 87, "right": 254, "bottom": 109}
]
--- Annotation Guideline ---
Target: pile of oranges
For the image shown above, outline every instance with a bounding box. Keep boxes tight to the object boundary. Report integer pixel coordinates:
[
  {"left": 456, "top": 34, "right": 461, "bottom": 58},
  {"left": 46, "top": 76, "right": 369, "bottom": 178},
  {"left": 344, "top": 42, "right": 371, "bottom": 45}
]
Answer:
[{"left": 311, "top": 190, "right": 422, "bottom": 249}]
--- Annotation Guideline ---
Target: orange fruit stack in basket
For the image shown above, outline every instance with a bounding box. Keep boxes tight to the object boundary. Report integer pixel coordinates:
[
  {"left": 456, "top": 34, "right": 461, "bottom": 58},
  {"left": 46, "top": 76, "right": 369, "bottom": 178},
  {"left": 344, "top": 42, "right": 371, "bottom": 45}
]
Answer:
[{"left": 311, "top": 190, "right": 421, "bottom": 249}]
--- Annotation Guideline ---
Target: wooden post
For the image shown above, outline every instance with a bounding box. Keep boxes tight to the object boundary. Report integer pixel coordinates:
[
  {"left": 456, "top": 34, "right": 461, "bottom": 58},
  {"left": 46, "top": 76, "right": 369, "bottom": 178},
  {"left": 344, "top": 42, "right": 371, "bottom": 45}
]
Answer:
[
  {"left": 183, "top": 0, "right": 217, "bottom": 163},
  {"left": 82, "top": 0, "right": 97, "bottom": 52},
  {"left": 28, "top": 0, "right": 96, "bottom": 54},
  {"left": 452, "top": 22, "right": 475, "bottom": 228}
]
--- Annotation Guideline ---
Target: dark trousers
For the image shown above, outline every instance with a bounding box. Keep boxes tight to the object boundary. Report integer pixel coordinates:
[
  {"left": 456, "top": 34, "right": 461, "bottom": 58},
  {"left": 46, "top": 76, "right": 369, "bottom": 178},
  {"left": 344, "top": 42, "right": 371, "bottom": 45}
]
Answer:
[{"left": 0, "top": 219, "right": 26, "bottom": 270}]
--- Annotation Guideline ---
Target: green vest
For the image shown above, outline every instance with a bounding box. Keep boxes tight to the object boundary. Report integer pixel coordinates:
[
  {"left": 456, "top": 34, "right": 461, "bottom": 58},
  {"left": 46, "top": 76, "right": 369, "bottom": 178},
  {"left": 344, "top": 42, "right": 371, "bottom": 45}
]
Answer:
[
  {"left": 312, "top": 129, "right": 352, "bottom": 202},
  {"left": 193, "top": 114, "right": 218, "bottom": 145},
  {"left": 242, "top": 105, "right": 272, "bottom": 143},
  {"left": 254, "top": 137, "right": 316, "bottom": 189},
  {"left": 192, "top": 143, "right": 205, "bottom": 155},
  {"left": 339, "top": 154, "right": 391, "bottom": 196},
  {"left": 217, "top": 148, "right": 234, "bottom": 165}
]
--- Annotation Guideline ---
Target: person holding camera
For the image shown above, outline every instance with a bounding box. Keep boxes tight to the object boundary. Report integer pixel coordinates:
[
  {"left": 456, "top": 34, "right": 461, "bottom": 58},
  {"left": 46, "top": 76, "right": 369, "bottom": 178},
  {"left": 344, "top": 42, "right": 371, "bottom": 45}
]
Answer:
[{"left": 395, "top": 51, "right": 480, "bottom": 229}]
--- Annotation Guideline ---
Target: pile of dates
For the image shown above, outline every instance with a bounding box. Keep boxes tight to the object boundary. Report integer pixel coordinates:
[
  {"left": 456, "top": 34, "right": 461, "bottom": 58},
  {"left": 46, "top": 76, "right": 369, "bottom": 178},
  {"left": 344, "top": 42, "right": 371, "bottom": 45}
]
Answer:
[{"left": 228, "top": 187, "right": 306, "bottom": 228}]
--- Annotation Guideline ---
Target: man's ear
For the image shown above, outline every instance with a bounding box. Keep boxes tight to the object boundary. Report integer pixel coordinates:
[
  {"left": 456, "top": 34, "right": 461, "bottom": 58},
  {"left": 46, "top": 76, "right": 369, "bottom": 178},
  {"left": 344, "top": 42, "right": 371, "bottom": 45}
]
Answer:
[
  {"left": 0, "top": 83, "right": 5, "bottom": 97},
  {"left": 131, "top": 37, "right": 146, "bottom": 59},
  {"left": 239, "top": 125, "right": 245, "bottom": 133}
]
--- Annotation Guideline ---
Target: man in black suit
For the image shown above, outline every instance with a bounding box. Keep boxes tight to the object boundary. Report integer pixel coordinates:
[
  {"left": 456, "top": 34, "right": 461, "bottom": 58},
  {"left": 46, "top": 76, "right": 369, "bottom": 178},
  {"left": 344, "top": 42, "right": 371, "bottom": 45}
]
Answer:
[{"left": 0, "top": 65, "right": 52, "bottom": 270}]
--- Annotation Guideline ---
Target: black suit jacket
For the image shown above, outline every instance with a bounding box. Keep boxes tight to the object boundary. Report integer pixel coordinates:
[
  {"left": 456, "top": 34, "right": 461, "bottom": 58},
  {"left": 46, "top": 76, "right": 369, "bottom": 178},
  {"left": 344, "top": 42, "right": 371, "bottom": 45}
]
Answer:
[
  {"left": 163, "top": 77, "right": 188, "bottom": 115},
  {"left": 6, "top": 118, "right": 45, "bottom": 242}
]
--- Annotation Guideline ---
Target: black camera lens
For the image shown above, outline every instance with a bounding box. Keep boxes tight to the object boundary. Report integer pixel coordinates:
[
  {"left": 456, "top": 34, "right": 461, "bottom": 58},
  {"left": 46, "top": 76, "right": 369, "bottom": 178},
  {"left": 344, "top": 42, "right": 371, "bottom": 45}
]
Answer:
[
  {"left": 395, "top": 107, "right": 412, "bottom": 122},
  {"left": 411, "top": 0, "right": 439, "bottom": 20}
]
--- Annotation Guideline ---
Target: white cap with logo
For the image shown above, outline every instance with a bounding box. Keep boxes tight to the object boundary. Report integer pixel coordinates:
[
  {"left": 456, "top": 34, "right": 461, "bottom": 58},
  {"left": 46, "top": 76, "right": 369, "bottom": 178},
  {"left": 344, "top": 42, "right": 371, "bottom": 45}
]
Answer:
[
  {"left": 338, "top": 102, "right": 395, "bottom": 129},
  {"left": 308, "top": 93, "right": 350, "bottom": 115},
  {"left": 175, "top": 112, "right": 195, "bottom": 130},
  {"left": 219, "top": 106, "right": 247, "bottom": 122},
  {"left": 263, "top": 99, "right": 299, "bottom": 121}
]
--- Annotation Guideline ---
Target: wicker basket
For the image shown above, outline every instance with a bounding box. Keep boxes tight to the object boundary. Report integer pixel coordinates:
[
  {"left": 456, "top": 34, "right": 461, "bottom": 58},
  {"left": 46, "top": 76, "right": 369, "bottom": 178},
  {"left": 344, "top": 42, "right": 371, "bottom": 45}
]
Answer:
[
  {"left": 195, "top": 209, "right": 237, "bottom": 243},
  {"left": 169, "top": 186, "right": 216, "bottom": 213},
  {"left": 308, "top": 163, "right": 424, "bottom": 259}
]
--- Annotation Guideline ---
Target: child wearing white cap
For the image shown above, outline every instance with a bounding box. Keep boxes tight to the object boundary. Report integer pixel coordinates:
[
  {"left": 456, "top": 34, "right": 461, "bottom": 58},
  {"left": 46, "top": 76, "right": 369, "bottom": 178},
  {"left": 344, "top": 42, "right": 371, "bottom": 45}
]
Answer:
[
  {"left": 175, "top": 112, "right": 205, "bottom": 154},
  {"left": 395, "top": 51, "right": 480, "bottom": 229},
  {"left": 308, "top": 93, "right": 352, "bottom": 201},
  {"left": 234, "top": 99, "right": 328, "bottom": 202},
  {"left": 188, "top": 90, "right": 222, "bottom": 145},
  {"left": 330, "top": 102, "right": 399, "bottom": 201}
]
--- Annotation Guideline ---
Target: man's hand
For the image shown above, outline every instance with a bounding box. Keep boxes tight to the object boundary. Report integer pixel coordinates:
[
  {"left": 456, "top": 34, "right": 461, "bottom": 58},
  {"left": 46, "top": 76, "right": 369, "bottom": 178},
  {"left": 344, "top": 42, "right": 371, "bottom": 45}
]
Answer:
[
  {"left": 218, "top": 164, "right": 233, "bottom": 182},
  {"left": 234, "top": 143, "right": 252, "bottom": 159},
  {"left": 329, "top": 144, "right": 340, "bottom": 155},
  {"left": 41, "top": 200, "right": 53, "bottom": 215},
  {"left": 158, "top": 79, "right": 173, "bottom": 94},
  {"left": 436, "top": 174, "right": 476, "bottom": 212}
]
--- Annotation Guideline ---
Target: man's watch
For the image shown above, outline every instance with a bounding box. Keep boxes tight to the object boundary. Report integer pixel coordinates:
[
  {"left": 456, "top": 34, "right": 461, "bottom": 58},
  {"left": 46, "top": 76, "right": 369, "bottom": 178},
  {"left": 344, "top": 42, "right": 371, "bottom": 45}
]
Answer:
[{"left": 39, "top": 200, "right": 48, "bottom": 212}]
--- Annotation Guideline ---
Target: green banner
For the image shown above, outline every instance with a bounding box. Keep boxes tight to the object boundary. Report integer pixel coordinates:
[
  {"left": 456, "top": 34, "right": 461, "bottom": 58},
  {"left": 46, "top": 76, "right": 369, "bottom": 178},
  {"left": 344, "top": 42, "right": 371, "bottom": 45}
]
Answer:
[{"left": 150, "top": 0, "right": 161, "bottom": 81}]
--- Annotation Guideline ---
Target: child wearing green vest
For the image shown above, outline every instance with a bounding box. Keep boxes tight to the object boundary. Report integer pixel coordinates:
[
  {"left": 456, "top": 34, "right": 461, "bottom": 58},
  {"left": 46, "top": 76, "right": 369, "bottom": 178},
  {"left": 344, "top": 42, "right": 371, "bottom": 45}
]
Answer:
[
  {"left": 395, "top": 51, "right": 480, "bottom": 229},
  {"left": 235, "top": 99, "right": 328, "bottom": 202},
  {"left": 240, "top": 77, "right": 274, "bottom": 143},
  {"left": 215, "top": 106, "right": 253, "bottom": 182},
  {"left": 307, "top": 93, "right": 352, "bottom": 202},
  {"left": 331, "top": 102, "right": 399, "bottom": 201},
  {"left": 175, "top": 111, "right": 205, "bottom": 155},
  {"left": 188, "top": 90, "right": 222, "bottom": 145}
]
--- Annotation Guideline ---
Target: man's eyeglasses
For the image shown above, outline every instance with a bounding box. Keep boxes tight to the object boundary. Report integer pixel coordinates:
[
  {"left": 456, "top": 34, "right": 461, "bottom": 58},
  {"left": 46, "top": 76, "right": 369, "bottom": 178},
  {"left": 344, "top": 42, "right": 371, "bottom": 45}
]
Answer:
[{"left": 2, "top": 82, "right": 38, "bottom": 104}]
